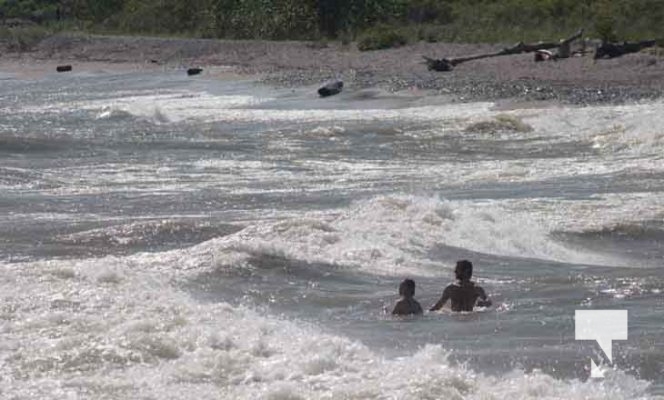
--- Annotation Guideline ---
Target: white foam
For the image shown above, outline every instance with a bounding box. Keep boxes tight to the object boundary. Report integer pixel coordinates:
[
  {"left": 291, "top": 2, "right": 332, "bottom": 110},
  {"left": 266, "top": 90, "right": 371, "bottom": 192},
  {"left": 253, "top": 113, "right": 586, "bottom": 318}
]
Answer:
[
  {"left": 11, "top": 82, "right": 664, "bottom": 164},
  {"left": 510, "top": 100, "right": 664, "bottom": 157},
  {"left": 520, "top": 192, "right": 664, "bottom": 234},
  {"left": 185, "top": 195, "right": 626, "bottom": 278},
  {"left": 17, "top": 89, "right": 495, "bottom": 125},
  {"left": 1, "top": 253, "right": 657, "bottom": 399}
]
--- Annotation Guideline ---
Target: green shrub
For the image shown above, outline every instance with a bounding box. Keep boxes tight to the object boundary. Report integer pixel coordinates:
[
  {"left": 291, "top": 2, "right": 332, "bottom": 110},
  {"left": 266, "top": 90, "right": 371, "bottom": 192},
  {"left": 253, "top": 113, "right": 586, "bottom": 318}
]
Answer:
[
  {"left": 1, "top": 0, "right": 664, "bottom": 45},
  {"left": 414, "top": 24, "right": 451, "bottom": 43},
  {"left": 357, "top": 26, "right": 408, "bottom": 51},
  {"left": 407, "top": 0, "right": 454, "bottom": 24},
  {"left": 592, "top": 0, "right": 619, "bottom": 41},
  {"left": 0, "top": 25, "right": 50, "bottom": 52}
]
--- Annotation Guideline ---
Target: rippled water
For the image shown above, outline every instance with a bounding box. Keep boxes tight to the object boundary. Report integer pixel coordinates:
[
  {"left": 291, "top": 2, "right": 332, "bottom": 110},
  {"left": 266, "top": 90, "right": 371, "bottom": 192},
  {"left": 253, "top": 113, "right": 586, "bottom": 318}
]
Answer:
[{"left": 1, "top": 69, "right": 663, "bottom": 399}]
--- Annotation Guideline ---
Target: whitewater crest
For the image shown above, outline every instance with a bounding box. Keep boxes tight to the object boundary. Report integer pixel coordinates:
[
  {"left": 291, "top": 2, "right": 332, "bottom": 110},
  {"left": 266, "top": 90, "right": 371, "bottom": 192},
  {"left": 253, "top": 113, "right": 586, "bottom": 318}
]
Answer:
[
  {"left": 522, "top": 100, "right": 664, "bottom": 156},
  {"left": 190, "top": 195, "right": 626, "bottom": 278}
]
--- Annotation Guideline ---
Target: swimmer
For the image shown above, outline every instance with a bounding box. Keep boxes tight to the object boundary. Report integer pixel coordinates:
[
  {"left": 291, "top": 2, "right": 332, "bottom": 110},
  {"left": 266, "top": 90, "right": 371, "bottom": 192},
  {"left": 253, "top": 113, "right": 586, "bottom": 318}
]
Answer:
[
  {"left": 429, "top": 260, "right": 492, "bottom": 312},
  {"left": 392, "top": 279, "right": 423, "bottom": 316}
]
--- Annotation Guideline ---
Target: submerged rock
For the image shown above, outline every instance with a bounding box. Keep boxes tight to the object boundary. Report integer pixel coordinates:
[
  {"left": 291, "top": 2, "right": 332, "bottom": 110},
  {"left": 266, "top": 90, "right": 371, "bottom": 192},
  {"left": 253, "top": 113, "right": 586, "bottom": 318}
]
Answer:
[{"left": 465, "top": 114, "right": 533, "bottom": 134}]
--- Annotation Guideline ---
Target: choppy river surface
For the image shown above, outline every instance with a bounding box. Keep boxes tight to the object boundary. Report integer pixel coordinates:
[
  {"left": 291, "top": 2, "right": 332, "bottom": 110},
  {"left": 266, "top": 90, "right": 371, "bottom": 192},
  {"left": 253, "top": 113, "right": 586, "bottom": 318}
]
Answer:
[{"left": 1, "top": 69, "right": 663, "bottom": 399}]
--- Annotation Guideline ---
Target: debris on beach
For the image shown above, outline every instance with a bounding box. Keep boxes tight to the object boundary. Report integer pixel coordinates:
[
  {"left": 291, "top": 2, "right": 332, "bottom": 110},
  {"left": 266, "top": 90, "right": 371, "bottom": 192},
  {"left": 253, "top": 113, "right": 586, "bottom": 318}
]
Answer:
[
  {"left": 594, "top": 40, "right": 659, "bottom": 59},
  {"left": 534, "top": 50, "right": 555, "bottom": 62},
  {"left": 318, "top": 80, "right": 344, "bottom": 97},
  {"left": 424, "top": 29, "right": 584, "bottom": 71},
  {"left": 187, "top": 67, "right": 203, "bottom": 76},
  {"left": 56, "top": 65, "right": 72, "bottom": 73},
  {"left": 424, "top": 28, "right": 662, "bottom": 70}
]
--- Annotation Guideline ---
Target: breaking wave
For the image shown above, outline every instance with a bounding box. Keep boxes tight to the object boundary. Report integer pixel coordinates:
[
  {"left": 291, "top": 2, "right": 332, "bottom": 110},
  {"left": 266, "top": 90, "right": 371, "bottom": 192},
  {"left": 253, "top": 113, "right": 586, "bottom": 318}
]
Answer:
[
  {"left": 184, "top": 195, "right": 625, "bottom": 278},
  {"left": 1, "top": 245, "right": 658, "bottom": 399},
  {"left": 56, "top": 219, "right": 242, "bottom": 251}
]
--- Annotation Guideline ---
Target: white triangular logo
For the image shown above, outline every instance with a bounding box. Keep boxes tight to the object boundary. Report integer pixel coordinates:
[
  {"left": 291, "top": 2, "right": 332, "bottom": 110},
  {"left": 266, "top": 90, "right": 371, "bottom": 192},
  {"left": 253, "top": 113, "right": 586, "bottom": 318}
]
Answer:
[{"left": 590, "top": 359, "right": 604, "bottom": 378}]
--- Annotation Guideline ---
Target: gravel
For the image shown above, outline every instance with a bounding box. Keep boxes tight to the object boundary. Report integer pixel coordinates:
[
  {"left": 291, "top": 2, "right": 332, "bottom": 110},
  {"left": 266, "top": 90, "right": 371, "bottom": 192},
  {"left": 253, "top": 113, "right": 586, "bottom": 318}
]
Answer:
[{"left": 7, "top": 33, "right": 664, "bottom": 104}]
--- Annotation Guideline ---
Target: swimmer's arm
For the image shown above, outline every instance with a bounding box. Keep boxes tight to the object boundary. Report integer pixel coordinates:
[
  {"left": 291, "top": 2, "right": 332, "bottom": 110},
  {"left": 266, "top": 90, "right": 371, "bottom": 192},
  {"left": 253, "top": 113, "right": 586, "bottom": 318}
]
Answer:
[
  {"left": 429, "top": 288, "right": 451, "bottom": 312},
  {"left": 476, "top": 286, "right": 492, "bottom": 308}
]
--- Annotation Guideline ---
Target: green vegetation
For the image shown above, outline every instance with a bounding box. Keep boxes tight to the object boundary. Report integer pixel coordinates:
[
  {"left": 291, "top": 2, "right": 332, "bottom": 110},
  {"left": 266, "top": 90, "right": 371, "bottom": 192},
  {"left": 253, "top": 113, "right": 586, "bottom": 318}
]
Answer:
[
  {"left": 357, "top": 25, "right": 409, "bottom": 51},
  {"left": 0, "top": 23, "right": 50, "bottom": 51},
  {"left": 1, "top": 0, "right": 663, "bottom": 49}
]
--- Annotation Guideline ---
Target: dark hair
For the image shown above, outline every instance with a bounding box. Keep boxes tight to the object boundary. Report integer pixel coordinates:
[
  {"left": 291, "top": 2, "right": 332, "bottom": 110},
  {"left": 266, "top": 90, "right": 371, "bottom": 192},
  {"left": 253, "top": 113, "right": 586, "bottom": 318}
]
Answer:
[
  {"left": 399, "top": 279, "right": 416, "bottom": 297},
  {"left": 455, "top": 260, "right": 473, "bottom": 280}
]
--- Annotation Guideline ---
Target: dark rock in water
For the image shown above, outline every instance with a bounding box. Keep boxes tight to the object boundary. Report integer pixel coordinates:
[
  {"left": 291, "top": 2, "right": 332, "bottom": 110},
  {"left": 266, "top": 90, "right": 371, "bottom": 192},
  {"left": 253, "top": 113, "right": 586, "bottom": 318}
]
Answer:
[
  {"left": 318, "top": 80, "right": 343, "bottom": 97},
  {"left": 56, "top": 65, "right": 72, "bottom": 73},
  {"left": 187, "top": 68, "right": 203, "bottom": 76}
]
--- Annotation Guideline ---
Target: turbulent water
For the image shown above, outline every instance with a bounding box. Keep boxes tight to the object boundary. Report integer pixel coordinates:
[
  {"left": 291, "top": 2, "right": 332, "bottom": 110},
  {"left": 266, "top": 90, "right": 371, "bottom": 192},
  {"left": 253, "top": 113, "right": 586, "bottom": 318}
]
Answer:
[{"left": 1, "top": 68, "right": 664, "bottom": 399}]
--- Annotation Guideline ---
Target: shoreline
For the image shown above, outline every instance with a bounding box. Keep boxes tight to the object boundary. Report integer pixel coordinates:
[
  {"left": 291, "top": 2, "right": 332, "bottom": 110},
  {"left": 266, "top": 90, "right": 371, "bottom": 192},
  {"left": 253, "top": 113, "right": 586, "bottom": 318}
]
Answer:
[{"left": 2, "top": 32, "right": 664, "bottom": 104}]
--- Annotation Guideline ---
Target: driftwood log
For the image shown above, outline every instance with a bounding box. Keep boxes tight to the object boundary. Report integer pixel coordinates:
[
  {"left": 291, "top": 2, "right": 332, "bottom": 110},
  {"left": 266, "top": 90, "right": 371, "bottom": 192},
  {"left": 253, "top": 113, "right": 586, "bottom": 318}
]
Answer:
[
  {"left": 594, "top": 40, "right": 659, "bottom": 59},
  {"left": 424, "top": 29, "right": 584, "bottom": 71}
]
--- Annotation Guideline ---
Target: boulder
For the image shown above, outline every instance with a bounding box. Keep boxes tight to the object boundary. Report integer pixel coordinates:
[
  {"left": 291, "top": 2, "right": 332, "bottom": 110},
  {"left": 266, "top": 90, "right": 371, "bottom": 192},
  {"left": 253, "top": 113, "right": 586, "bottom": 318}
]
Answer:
[
  {"left": 318, "top": 80, "right": 343, "bottom": 97},
  {"left": 187, "top": 67, "right": 203, "bottom": 76}
]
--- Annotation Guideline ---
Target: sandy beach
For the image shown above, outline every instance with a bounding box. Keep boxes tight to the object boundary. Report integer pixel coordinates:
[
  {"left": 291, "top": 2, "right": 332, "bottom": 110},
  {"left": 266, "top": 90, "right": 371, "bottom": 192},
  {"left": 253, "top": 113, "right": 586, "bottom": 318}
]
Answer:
[{"left": 2, "top": 32, "right": 664, "bottom": 103}]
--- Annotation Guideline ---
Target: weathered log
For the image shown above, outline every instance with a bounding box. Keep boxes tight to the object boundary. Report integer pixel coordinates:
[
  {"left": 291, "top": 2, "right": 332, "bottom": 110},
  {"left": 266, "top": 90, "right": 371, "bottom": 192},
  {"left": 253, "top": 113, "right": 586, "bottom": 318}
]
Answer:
[
  {"left": 187, "top": 67, "right": 203, "bottom": 76},
  {"left": 318, "top": 80, "right": 343, "bottom": 97},
  {"left": 552, "top": 29, "right": 585, "bottom": 59},
  {"left": 425, "top": 29, "right": 583, "bottom": 71},
  {"left": 594, "top": 40, "right": 658, "bottom": 59}
]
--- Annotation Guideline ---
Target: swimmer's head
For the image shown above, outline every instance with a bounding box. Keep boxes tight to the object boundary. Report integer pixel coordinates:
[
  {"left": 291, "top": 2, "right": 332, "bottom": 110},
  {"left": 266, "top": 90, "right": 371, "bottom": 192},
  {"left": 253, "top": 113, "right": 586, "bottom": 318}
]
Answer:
[
  {"left": 455, "top": 260, "right": 473, "bottom": 281},
  {"left": 398, "top": 279, "right": 416, "bottom": 298}
]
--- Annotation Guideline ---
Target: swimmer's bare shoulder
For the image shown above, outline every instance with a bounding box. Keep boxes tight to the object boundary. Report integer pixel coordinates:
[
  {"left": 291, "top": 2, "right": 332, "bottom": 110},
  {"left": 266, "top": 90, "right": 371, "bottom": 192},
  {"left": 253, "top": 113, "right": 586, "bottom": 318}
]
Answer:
[
  {"left": 392, "top": 279, "right": 423, "bottom": 316},
  {"left": 392, "top": 298, "right": 423, "bottom": 316}
]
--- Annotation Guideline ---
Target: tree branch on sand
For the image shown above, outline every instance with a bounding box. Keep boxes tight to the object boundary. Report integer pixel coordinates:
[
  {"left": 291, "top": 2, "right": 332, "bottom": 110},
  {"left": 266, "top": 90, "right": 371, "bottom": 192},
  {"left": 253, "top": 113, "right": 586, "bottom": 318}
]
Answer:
[
  {"left": 594, "top": 39, "right": 660, "bottom": 59},
  {"left": 424, "top": 29, "right": 584, "bottom": 72}
]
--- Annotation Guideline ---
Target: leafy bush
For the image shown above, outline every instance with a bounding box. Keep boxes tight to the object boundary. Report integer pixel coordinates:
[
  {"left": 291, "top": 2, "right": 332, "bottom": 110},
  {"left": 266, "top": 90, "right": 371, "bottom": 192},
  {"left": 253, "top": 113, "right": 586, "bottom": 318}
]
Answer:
[
  {"left": 0, "top": 25, "right": 50, "bottom": 51},
  {"left": 0, "top": 0, "right": 57, "bottom": 22},
  {"left": 414, "top": 24, "right": 451, "bottom": 43},
  {"left": 592, "top": 0, "right": 619, "bottom": 42},
  {"left": 407, "top": 0, "right": 453, "bottom": 24},
  {"left": 357, "top": 26, "right": 408, "bottom": 51},
  {"left": 1, "top": 0, "right": 663, "bottom": 44}
]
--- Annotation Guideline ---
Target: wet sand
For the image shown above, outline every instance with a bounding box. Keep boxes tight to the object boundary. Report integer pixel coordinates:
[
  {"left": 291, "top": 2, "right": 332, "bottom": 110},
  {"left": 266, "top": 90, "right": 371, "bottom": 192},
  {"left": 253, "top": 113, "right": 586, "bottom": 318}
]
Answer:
[{"left": 2, "top": 32, "right": 663, "bottom": 104}]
